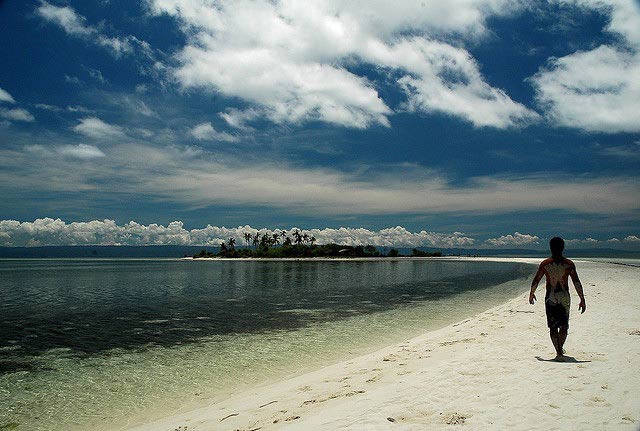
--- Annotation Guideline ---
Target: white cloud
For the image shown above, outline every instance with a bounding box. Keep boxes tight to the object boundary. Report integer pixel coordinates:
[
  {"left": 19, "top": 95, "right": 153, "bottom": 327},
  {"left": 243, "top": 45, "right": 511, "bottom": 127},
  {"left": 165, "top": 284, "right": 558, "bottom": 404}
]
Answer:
[
  {"left": 0, "top": 87, "right": 16, "bottom": 104},
  {"left": 375, "top": 38, "right": 539, "bottom": 128},
  {"left": 219, "top": 108, "right": 260, "bottom": 130},
  {"left": 599, "top": 140, "right": 640, "bottom": 158},
  {"left": 65, "top": 75, "right": 83, "bottom": 85},
  {"left": 66, "top": 105, "right": 92, "bottom": 113},
  {"left": 0, "top": 108, "right": 35, "bottom": 122},
  {"left": 147, "top": 0, "right": 535, "bottom": 129},
  {"left": 565, "top": 237, "right": 600, "bottom": 245},
  {"left": 5, "top": 143, "right": 639, "bottom": 217},
  {"left": 558, "top": 0, "right": 640, "bottom": 47},
  {"left": 36, "top": 1, "right": 93, "bottom": 36},
  {"left": 0, "top": 218, "right": 475, "bottom": 247},
  {"left": 36, "top": 1, "right": 149, "bottom": 57},
  {"left": 133, "top": 100, "right": 157, "bottom": 117},
  {"left": 23, "top": 143, "right": 106, "bottom": 160},
  {"left": 35, "top": 103, "right": 61, "bottom": 112},
  {"left": 57, "top": 144, "right": 106, "bottom": 159},
  {"left": 134, "top": 128, "right": 155, "bottom": 138},
  {"left": 301, "top": 226, "right": 475, "bottom": 248},
  {"left": 564, "top": 236, "right": 640, "bottom": 245},
  {"left": 156, "top": 168, "right": 639, "bottom": 216},
  {"left": 190, "top": 122, "right": 238, "bottom": 142},
  {"left": 531, "top": 0, "right": 640, "bottom": 132},
  {"left": 118, "top": 96, "right": 159, "bottom": 118},
  {"left": 35, "top": 104, "right": 93, "bottom": 113},
  {"left": 486, "top": 232, "right": 540, "bottom": 247},
  {"left": 72, "top": 117, "right": 125, "bottom": 139},
  {"left": 532, "top": 46, "right": 640, "bottom": 132},
  {"left": 84, "top": 66, "right": 107, "bottom": 84}
]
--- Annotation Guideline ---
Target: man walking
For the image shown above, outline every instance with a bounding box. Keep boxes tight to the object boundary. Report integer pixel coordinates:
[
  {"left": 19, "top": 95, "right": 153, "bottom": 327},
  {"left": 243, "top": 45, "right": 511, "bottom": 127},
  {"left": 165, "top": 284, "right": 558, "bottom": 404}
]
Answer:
[{"left": 529, "top": 237, "right": 586, "bottom": 361}]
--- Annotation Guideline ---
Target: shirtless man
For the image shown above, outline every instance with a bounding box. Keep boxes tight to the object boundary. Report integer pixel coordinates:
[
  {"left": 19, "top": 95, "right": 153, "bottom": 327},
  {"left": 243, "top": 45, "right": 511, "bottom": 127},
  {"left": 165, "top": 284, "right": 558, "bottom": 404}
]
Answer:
[{"left": 529, "top": 237, "right": 586, "bottom": 361}]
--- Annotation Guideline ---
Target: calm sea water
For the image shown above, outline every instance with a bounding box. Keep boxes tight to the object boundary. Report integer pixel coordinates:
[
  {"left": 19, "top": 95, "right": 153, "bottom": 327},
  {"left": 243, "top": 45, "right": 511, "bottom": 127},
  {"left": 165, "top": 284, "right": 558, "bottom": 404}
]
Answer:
[{"left": 0, "top": 258, "right": 534, "bottom": 430}]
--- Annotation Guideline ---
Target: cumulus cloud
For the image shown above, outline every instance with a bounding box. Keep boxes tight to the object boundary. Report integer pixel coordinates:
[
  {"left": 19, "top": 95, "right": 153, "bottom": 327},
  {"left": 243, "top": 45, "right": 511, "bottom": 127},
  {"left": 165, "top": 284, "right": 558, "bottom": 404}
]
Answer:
[
  {"left": 0, "top": 87, "right": 16, "bottom": 104},
  {"left": 36, "top": 1, "right": 150, "bottom": 57},
  {"left": 0, "top": 108, "right": 35, "bottom": 122},
  {"left": 532, "top": 46, "right": 640, "bottom": 132},
  {"left": 531, "top": 0, "right": 640, "bottom": 132},
  {"left": 302, "top": 226, "right": 475, "bottom": 248},
  {"left": 565, "top": 235, "right": 640, "bottom": 245},
  {"left": 565, "top": 237, "right": 600, "bottom": 245},
  {"left": 72, "top": 117, "right": 125, "bottom": 139},
  {"left": 379, "top": 38, "right": 538, "bottom": 128},
  {"left": 147, "top": 0, "right": 535, "bottom": 129},
  {"left": 486, "top": 232, "right": 540, "bottom": 247},
  {"left": 0, "top": 218, "right": 475, "bottom": 247},
  {"left": 190, "top": 122, "right": 239, "bottom": 142}
]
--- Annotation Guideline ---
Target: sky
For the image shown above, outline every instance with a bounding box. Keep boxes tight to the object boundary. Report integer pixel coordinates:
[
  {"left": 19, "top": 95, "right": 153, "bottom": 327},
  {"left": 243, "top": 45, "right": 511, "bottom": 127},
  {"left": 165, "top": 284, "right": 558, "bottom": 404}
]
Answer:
[{"left": 0, "top": 0, "right": 639, "bottom": 248}]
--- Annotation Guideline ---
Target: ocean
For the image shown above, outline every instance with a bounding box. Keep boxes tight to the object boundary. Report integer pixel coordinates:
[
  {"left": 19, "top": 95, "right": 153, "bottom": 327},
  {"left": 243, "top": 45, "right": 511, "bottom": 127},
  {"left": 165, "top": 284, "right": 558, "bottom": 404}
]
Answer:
[{"left": 0, "top": 258, "right": 534, "bottom": 430}]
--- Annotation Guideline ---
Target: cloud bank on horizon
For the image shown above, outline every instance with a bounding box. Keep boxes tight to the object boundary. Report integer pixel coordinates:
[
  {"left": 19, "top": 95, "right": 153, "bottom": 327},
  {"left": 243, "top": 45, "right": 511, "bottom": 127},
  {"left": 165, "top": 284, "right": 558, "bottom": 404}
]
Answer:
[
  {"left": 0, "top": 0, "right": 639, "bottom": 243},
  {"left": 1, "top": 218, "right": 638, "bottom": 248}
]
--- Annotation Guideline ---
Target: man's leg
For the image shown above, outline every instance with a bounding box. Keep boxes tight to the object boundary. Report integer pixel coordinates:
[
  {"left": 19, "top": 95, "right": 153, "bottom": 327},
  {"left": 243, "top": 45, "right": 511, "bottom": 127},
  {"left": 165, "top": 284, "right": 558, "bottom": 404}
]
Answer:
[
  {"left": 558, "top": 327, "right": 568, "bottom": 355},
  {"left": 549, "top": 328, "right": 560, "bottom": 355}
]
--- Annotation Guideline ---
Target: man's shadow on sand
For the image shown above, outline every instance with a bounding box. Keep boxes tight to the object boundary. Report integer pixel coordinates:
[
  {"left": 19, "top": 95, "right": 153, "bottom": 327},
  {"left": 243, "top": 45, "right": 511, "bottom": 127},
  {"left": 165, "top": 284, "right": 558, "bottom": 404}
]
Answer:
[{"left": 535, "top": 355, "right": 591, "bottom": 363}]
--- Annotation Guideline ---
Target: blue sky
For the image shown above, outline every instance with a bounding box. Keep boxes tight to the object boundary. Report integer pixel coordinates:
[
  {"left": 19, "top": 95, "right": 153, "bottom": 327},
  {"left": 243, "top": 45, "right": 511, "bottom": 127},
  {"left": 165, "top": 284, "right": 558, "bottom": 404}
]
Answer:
[{"left": 0, "top": 0, "right": 639, "bottom": 248}]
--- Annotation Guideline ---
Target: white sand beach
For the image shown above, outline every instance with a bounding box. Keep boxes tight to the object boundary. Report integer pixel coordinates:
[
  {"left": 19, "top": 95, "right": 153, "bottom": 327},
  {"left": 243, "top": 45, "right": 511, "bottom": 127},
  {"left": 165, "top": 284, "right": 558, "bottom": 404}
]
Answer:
[{"left": 127, "top": 258, "right": 640, "bottom": 430}]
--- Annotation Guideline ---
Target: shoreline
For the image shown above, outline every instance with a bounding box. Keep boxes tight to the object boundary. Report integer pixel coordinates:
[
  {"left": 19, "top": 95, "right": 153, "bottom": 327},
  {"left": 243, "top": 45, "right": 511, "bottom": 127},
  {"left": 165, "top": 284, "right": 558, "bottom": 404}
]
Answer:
[
  {"left": 184, "top": 256, "right": 536, "bottom": 262},
  {"left": 126, "top": 258, "right": 640, "bottom": 430}
]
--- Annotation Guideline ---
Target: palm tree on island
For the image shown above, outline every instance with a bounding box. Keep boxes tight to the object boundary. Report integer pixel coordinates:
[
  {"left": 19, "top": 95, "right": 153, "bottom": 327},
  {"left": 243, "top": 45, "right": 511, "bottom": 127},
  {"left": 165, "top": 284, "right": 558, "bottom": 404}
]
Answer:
[{"left": 190, "top": 229, "right": 442, "bottom": 259}]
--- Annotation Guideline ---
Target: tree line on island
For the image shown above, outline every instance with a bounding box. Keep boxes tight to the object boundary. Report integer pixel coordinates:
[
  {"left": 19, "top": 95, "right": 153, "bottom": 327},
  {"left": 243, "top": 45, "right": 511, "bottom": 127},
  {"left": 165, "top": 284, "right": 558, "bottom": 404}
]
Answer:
[{"left": 191, "top": 229, "right": 442, "bottom": 258}]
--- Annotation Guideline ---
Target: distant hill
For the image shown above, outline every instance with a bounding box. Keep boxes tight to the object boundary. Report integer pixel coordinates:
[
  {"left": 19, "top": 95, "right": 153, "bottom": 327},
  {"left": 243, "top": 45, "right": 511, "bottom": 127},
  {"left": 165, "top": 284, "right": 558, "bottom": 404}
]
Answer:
[{"left": 0, "top": 245, "right": 638, "bottom": 259}]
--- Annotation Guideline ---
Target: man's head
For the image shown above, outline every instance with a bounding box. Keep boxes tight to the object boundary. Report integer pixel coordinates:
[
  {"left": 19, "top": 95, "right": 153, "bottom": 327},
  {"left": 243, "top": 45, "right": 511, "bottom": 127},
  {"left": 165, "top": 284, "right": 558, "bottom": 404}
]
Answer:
[{"left": 549, "top": 236, "right": 565, "bottom": 258}]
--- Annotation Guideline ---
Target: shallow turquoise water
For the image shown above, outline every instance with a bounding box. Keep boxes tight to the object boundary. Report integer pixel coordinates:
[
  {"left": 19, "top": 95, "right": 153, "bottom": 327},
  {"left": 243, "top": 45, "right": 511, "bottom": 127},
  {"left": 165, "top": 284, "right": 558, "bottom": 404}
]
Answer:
[{"left": 0, "top": 258, "right": 534, "bottom": 430}]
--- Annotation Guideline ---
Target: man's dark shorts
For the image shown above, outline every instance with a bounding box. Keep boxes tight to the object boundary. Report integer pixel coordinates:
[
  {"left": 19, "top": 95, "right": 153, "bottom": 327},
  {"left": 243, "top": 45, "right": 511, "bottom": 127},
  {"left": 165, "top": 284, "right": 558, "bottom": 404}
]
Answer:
[{"left": 545, "top": 286, "right": 570, "bottom": 329}]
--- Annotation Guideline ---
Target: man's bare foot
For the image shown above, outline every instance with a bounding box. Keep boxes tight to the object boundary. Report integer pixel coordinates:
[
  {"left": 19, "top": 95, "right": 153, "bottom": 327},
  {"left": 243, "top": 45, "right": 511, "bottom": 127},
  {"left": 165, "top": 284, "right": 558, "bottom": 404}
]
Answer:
[{"left": 553, "top": 354, "right": 566, "bottom": 362}]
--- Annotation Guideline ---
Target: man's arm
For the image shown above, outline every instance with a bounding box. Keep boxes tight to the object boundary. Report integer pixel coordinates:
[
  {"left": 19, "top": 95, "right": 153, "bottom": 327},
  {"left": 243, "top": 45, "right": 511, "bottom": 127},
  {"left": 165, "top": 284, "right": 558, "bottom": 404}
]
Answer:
[
  {"left": 529, "top": 264, "right": 544, "bottom": 305},
  {"left": 570, "top": 264, "right": 586, "bottom": 313}
]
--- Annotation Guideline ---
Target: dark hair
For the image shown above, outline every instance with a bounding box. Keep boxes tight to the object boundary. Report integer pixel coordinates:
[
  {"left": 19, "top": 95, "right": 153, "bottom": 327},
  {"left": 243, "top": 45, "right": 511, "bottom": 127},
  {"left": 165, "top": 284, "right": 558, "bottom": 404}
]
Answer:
[{"left": 549, "top": 237, "right": 564, "bottom": 260}]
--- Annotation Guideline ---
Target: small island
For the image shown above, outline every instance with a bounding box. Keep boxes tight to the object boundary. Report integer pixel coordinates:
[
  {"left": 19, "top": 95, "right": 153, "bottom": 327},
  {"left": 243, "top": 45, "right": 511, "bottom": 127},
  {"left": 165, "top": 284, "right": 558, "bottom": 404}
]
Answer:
[{"left": 191, "top": 230, "right": 442, "bottom": 259}]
